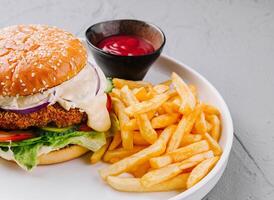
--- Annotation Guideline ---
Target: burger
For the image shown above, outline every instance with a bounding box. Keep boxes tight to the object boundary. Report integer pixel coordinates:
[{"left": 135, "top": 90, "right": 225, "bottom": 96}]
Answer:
[{"left": 0, "top": 24, "right": 114, "bottom": 170}]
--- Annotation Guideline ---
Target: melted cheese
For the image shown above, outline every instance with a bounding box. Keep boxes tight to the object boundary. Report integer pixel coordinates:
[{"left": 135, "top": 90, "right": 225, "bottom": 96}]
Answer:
[{"left": 0, "top": 63, "right": 111, "bottom": 132}]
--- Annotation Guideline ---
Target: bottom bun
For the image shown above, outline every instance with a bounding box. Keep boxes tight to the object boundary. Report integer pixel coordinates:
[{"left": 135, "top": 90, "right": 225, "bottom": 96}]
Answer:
[{"left": 38, "top": 145, "right": 90, "bottom": 165}]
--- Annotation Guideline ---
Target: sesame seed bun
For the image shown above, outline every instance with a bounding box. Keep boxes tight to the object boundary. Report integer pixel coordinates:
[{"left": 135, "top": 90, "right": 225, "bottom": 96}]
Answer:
[
  {"left": 38, "top": 145, "right": 89, "bottom": 165},
  {"left": 0, "top": 24, "right": 87, "bottom": 96}
]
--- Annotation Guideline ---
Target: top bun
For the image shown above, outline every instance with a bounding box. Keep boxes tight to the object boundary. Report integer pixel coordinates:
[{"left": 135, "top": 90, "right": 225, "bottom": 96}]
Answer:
[{"left": 0, "top": 24, "right": 87, "bottom": 96}]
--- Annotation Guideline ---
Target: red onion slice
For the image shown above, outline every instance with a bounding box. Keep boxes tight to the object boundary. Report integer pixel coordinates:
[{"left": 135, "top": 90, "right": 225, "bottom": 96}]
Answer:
[
  {"left": 0, "top": 94, "right": 52, "bottom": 115},
  {"left": 1, "top": 102, "right": 50, "bottom": 114},
  {"left": 89, "top": 62, "right": 100, "bottom": 95},
  {"left": 94, "top": 67, "right": 100, "bottom": 95}
]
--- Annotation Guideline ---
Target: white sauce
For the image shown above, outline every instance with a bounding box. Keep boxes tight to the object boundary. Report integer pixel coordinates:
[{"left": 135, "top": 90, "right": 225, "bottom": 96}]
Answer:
[{"left": 0, "top": 63, "right": 111, "bottom": 132}]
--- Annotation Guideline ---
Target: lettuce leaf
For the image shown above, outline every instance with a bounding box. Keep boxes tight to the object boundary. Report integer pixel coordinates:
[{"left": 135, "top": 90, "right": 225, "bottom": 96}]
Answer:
[{"left": 0, "top": 131, "right": 106, "bottom": 171}]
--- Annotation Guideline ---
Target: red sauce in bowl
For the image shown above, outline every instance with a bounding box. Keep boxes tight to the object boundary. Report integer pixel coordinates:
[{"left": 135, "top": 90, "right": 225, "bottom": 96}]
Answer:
[{"left": 97, "top": 35, "right": 154, "bottom": 56}]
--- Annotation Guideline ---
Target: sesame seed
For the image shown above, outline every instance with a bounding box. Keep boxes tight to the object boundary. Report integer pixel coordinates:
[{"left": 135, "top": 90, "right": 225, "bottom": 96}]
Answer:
[
  {"left": 31, "top": 72, "right": 35, "bottom": 77},
  {"left": 0, "top": 82, "right": 4, "bottom": 86},
  {"left": 5, "top": 76, "right": 9, "bottom": 80},
  {"left": 23, "top": 88, "right": 28, "bottom": 92}
]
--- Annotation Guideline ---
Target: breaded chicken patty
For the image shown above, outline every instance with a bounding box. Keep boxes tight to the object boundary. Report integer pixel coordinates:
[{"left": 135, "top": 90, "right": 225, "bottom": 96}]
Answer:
[{"left": 0, "top": 104, "right": 87, "bottom": 130}]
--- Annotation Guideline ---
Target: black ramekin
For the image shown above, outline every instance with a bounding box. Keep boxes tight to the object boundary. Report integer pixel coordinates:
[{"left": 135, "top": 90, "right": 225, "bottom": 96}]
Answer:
[{"left": 85, "top": 19, "right": 166, "bottom": 80}]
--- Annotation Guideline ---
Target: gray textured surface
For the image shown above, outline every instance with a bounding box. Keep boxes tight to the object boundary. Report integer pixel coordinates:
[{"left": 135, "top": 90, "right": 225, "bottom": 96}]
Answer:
[{"left": 1, "top": 0, "right": 274, "bottom": 199}]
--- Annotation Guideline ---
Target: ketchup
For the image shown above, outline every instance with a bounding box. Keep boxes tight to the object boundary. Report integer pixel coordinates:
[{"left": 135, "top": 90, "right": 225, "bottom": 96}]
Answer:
[{"left": 97, "top": 35, "right": 154, "bottom": 56}]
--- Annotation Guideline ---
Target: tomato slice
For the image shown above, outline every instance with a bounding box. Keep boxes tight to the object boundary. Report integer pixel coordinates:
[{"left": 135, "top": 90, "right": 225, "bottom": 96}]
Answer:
[
  {"left": 106, "top": 93, "right": 112, "bottom": 112},
  {"left": 0, "top": 131, "right": 34, "bottom": 142},
  {"left": 79, "top": 124, "right": 93, "bottom": 132}
]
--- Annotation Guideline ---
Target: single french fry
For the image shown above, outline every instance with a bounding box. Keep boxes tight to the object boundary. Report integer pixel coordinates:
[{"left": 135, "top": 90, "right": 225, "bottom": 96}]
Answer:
[
  {"left": 99, "top": 125, "right": 176, "bottom": 180},
  {"left": 112, "top": 98, "right": 134, "bottom": 150},
  {"left": 203, "top": 133, "right": 222, "bottom": 156},
  {"left": 147, "top": 110, "right": 156, "bottom": 120},
  {"left": 171, "top": 72, "right": 196, "bottom": 115},
  {"left": 157, "top": 107, "right": 166, "bottom": 115},
  {"left": 151, "top": 113, "right": 180, "bottom": 129},
  {"left": 91, "top": 139, "right": 111, "bottom": 164},
  {"left": 180, "top": 151, "right": 214, "bottom": 165},
  {"left": 202, "top": 103, "right": 220, "bottom": 116},
  {"left": 188, "top": 84, "right": 198, "bottom": 99},
  {"left": 141, "top": 163, "right": 182, "bottom": 187},
  {"left": 170, "top": 96, "right": 181, "bottom": 109},
  {"left": 108, "top": 157, "right": 121, "bottom": 164},
  {"left": 133, "top": 87, "right": 147, "bottom": 100},
  {"left": 162, "top": 102, "right": 178, "bottom": 113},
  {"left": 181, "top": 134, "right": 203, "bottom": 146},
  {"left": 160, "top": 79, "right": 172, "bottom": 86},
  {"left": 150, "top": 155, "right": 172, "bottom": 169},
  {"left": 107, "top": 173, "right": 189, "bottom": 192},
  {"left": 136, "top": 114, "right": 159, "bottom": 144},
  {"left": 108, "top": 131, "right": 122, "bottom": 150},
  {"left": 130, "top": 161, "right": 151, "bottom": 178},
  {"left": 153, "top": 84, "right": 170, "bottom": 94},
  {"left": 110, "top": 88, "right": 121, "bottom": 99},
  {"left": 103, "top": 146, "right": 146, "bottom": 162},
  {"left": 187, "top": 156, "right": 220, "bottom": 188},
  {"left": 125, "top": 93, "right": 170, "bottom": 116},
  {"left": 134, "top": 87, "right": 154, "bottom": 101},
  {"left": 167, "top": 104, "right": 202, "bottom": 152},
  {"left": 206, "top": 120, "right": 212, "bottom": 132},
  {"left": 150, "top": 140, "right": 210, "bottom": 169},
  {"left": 205, "top": 114, "right": 221, "bottom": 141},
  {"left": 113, "top": 78, "right": 152, "bottom": 89},
  {"left": 123, "top": 119, "right": 138, "bottom": 131},
  {"left": 120, "top": 85, "right": 138, "bottom": 106},
  {"left": 133, "top": 131, "right": 150, "bottom": 145},
  {"left": 194, "top": 112, "right": 207, "bottom": 134}
]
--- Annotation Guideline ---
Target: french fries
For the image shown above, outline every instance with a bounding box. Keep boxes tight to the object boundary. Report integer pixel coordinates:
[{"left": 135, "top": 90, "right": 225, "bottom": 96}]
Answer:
[
  {"left": 203, "top": 133, "right": 222, "bottom": 156},
  {"left": 121, "top": 86, "right": 158, "bottom": 144},
  {"left": 112, "top": 98, "right": 134, "bottom": 150},
  {"left": 99, "top": 125, "right": 175, "bottom": 180},
  {"left": 91, "top": 139, "right": 111, "bottom": 164},
  {"left": 172, "top": 72, "right": 196, "bottom": 115},
  {"left": 113, "top": 78, "right": 152, "bottom": 89},
  {"left": 150, "top": 140, "right": 210, "bottom": 169},
  {"left": 103, "top": 146, "right": 146, "bottom": 163},
  {"left": 101, "top": 73, "right": 223, "bottom": 193},
  {"left": 142, "top": 151, "right": 214, "bottom": 187},
  {"left": 187, "top": 156, "right": 220, "bottom": 188},
  {"left": 136, "top": 114, "right": 158, "bottom": 144},
  {"left": 133, "top": 131, "right": 150, "bottom": 145},
  {"left": 181, "top": 134, "right": 203, "bottom": 146},
  {"left": 153, "top": 84, "right": 170, "bottom": 94},
  {"left": 206, "top": 114, "right": 221, "bottom": 141},
  {"left": 107, "top": 173, "right": 189, "bottom": 192},
  {"left": 202, "top": 103, "right": 220, "bottom": 116},
  {"left": 167, "top": 104, "right": 202, "bottom": 152},
  {"left": 125, "top": 93, "right": 170, "bottom": 116},
  {"left": 151, "top": 113, "right": 180, "bottom": 129},
  {"left": 194, "top": 112, "right": 207, "bottom": 134},
  {"left": 108, "top": 131, "right": 122, "bottom": 150}
]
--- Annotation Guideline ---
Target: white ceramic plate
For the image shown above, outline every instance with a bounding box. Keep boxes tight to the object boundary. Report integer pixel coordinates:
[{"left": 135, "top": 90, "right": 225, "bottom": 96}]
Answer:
[{"left": 0, "top": 52, "right": 233, "bottom": 200}]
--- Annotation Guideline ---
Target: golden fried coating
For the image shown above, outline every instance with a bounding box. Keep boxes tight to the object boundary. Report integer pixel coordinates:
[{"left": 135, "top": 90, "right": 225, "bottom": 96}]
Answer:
[{"left": 0, "top": 103, "right": 87, "bottom": 129}]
